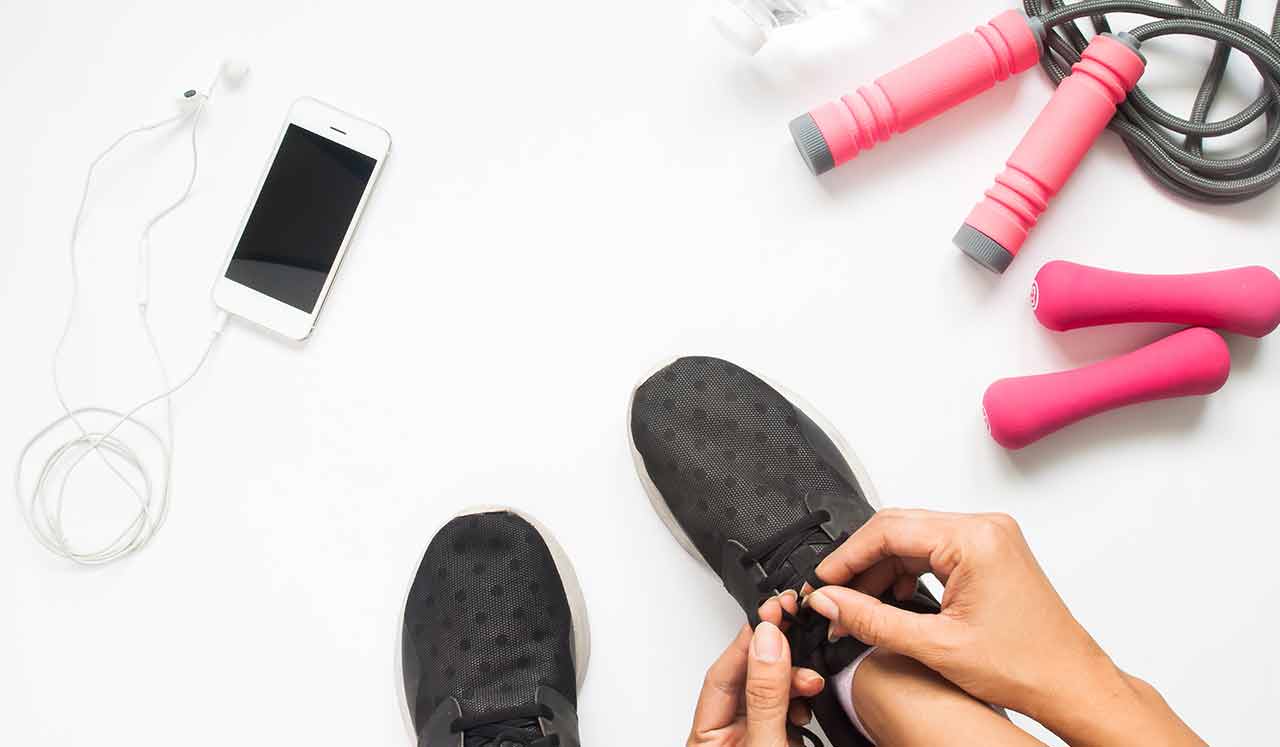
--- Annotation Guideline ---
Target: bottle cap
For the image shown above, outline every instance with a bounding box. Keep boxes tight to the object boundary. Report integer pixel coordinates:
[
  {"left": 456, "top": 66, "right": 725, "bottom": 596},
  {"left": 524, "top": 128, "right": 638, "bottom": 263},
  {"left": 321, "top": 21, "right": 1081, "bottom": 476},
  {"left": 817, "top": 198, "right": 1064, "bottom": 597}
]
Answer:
[{"left": 709, "top": 0, "right": 769, "bottom": 55}]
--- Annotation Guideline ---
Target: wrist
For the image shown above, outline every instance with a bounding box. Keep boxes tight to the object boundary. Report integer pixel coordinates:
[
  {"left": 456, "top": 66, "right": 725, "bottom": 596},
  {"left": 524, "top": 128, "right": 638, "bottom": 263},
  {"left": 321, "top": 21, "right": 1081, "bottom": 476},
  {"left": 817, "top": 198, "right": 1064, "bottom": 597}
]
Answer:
[
  {"left": 1028, "top": 661, "right": 1205, "bottom": 747},
  {"left": 1021, "top": 645, "right": 1130, "bottom": 739}
]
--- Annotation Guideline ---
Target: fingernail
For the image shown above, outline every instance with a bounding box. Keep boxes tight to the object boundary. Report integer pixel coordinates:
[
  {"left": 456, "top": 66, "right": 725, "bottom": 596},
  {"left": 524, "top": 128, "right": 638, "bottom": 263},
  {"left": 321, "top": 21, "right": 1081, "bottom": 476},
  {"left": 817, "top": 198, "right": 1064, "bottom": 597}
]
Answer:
[
  {"left": 806, "top": 591, "right": 838, "bottom": 619},
  {"left": 806, "top": 672, "right": 826, "bottom": 689},
  {"left": 780, "top": 589, "right": 798, "bottom": 603},
  {"left": 752, "top": 621, "right": 785, "bottom": 663},
  {"left": 827, "top": 624, "right": 842, "bottom": 644}
]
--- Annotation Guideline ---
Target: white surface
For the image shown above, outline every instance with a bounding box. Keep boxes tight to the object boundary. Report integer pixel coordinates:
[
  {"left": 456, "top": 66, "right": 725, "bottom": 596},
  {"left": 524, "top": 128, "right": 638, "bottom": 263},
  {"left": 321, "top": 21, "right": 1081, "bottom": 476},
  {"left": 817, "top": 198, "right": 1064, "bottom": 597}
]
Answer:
[{"left": 2, "top": 1, "right": 1276, "bottom": 744}]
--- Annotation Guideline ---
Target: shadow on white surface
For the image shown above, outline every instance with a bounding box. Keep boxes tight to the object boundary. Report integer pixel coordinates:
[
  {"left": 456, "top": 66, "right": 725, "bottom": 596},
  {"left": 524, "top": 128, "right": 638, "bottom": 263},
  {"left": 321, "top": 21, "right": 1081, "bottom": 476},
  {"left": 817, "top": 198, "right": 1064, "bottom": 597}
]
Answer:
[
  {"left": 1001, "top": 394, "right": 1212, "bottom": 476},
  {"left": 999, "top": 332, "right": 1263, "bottom": 474}
]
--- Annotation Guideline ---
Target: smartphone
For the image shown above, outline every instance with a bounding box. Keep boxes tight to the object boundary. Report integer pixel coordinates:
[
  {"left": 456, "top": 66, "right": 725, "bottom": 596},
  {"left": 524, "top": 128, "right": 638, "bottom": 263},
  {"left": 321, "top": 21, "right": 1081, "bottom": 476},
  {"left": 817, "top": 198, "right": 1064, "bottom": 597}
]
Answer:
[{"left": 214, "top": 97, "right": 390, "bottom": 340}]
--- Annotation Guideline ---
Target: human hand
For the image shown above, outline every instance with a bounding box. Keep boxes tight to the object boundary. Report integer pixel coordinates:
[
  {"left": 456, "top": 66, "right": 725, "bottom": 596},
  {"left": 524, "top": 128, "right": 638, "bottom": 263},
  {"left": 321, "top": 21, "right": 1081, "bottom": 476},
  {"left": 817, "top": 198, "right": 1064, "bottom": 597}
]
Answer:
[
  {"left": 802, "top": 509, "right": 1101, "bottom": 716},
  {"left": 688, "top": 595, "right": 826, "bottom": 747},
  {"left": 802, "top": 510, "right": 1204, "bottom": 746}
]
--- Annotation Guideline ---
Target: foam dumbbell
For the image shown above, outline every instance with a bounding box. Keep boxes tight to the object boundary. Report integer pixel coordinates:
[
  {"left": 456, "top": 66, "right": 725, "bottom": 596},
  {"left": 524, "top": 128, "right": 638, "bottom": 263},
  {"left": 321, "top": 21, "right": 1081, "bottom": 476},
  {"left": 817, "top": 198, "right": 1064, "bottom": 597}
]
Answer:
[
  {"left": 983, "top": 327, "right": 1230, "bottom": 450},
  {"left": 1032, "top": 261, "right": 1280, "bottom": 337}
]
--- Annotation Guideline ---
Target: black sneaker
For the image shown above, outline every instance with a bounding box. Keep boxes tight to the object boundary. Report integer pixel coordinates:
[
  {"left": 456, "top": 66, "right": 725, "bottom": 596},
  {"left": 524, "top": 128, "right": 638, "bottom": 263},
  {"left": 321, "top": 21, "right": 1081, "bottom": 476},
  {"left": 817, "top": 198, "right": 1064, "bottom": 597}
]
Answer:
[
  {"left": 628, "top": 356, "right": 937, "bottom": 747},
  {"left": 399, "top": 507, "right": 589, "bottom": 747}
]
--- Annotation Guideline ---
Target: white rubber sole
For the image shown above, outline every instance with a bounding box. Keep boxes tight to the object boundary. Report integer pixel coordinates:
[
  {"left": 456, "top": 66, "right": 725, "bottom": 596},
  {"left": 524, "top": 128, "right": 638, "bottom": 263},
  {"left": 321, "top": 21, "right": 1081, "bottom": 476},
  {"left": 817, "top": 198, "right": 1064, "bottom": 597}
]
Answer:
[
  {"left": 394, "top": 505, "right": 592, "bottom": 743},
  {"left": 627, "top": 356, "right": 881, "bottom": 573}
]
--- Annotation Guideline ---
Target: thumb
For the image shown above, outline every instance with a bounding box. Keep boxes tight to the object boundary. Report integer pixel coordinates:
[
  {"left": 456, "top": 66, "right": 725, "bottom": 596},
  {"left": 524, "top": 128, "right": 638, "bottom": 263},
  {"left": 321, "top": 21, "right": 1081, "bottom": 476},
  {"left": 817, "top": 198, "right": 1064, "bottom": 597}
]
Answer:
[
  {"left": 744, "top": 621, "right": 792, "bottom": 747},
  {"left": 807, "top": 586, "right": 949, "bottom": 663}
]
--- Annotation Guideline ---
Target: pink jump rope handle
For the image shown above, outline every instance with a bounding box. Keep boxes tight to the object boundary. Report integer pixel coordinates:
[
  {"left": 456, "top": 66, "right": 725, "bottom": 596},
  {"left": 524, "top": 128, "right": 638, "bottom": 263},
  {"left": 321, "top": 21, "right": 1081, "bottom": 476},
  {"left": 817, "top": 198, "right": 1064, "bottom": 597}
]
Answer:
[
  {"left": 983, "top": 327, "right": 1230, "bottom": 450},
  {"left": 956, "top": 34, "right": 1147, "bottom": 273},
  {"left": 1033, "top": 261, "right": 1280, "bottom": 337},
  {"left": 789, "top": 10, "right": 1044, "bottom": 175}
]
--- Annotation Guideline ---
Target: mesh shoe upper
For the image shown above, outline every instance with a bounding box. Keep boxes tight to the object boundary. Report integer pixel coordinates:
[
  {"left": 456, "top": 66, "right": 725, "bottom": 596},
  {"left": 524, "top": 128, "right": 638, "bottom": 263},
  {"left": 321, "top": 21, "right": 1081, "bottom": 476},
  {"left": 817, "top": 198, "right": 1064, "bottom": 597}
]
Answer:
[
  {"left": 402, "top": 510, "right": 577, "bottom": 746},
  {"left": 631, "top": 356, "right": 939, "bottom": 747},
  {"left": 630, "top": 356, "right": 876, "bottom": 604}
]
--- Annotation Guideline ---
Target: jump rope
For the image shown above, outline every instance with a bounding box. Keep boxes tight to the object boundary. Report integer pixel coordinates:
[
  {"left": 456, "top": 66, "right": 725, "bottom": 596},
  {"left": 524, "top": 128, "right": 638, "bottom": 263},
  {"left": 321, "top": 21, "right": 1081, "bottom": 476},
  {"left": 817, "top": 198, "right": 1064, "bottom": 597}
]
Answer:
[
  {"left": 791, "top": 1, "right": 1280, "bottom": 270},
  {"left": 1024, "top": 0, "right": 1280, "bottom": 203},
  {"left": 787, "top": 2, "right": 1280, "bottom": 449}
]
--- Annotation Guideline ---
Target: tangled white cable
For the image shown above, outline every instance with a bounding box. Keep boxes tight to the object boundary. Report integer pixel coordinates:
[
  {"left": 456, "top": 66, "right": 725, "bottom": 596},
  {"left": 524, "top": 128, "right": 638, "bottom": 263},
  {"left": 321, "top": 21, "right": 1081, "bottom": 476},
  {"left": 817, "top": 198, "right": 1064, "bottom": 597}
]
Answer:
[{"left": 15, "top": 61, "right": 247, "bottom": 565}]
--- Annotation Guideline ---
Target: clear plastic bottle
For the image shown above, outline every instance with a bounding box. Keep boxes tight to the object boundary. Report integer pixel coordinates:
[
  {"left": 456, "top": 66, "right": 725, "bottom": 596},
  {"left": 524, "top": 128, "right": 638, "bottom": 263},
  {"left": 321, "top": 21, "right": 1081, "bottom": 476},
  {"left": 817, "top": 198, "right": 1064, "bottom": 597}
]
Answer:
[{"left": 709, "top": 0, "right": 852, "bottom": 55}]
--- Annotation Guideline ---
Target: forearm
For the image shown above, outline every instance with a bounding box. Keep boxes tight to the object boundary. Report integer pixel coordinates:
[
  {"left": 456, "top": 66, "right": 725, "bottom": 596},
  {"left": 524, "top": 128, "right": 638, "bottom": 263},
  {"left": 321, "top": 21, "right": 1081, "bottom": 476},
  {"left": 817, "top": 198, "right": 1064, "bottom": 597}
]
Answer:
[
  {"left": 1025, "top": 661, "right": 1206, "bottom": 747},
  {"left": 851, "top": 651, "right": 1045, "bottom": 747}
]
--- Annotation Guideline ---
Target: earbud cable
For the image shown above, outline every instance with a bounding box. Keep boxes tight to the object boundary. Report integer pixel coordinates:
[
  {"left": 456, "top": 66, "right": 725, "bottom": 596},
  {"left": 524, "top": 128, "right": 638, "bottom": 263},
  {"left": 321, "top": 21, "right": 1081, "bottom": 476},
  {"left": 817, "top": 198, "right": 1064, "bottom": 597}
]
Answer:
[{"left": 16, "top": 70, "right": 229, "bottom": 565}]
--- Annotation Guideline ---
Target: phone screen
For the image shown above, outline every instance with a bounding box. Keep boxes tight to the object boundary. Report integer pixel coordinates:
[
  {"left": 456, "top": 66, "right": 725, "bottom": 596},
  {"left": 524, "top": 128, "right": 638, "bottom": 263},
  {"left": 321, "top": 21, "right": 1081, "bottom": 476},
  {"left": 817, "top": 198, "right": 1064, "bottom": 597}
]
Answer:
[{"left": 225, "top": 124, "right": 376, "bottom": 312}]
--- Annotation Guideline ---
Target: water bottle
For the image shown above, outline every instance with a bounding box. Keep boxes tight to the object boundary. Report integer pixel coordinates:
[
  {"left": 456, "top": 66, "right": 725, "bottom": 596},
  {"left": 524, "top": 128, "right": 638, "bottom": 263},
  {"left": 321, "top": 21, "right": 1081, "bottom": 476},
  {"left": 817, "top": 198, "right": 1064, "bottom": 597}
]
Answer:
[{"left": 709, "top": 0, "right": 853, "bottom": 55}]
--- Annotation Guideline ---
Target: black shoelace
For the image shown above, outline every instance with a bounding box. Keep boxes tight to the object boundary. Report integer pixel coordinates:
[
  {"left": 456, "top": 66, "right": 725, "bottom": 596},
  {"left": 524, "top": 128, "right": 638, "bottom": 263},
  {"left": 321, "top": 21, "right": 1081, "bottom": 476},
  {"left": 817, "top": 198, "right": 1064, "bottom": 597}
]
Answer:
[
  {"left": 452, "top": 704, "right": 559, "bottom": 747},
  {"left": 742, "top": 509, "right": 849, "bottom": 601},
  {"left": 743, "top": 509, "right": 852, "bottom": 747}
]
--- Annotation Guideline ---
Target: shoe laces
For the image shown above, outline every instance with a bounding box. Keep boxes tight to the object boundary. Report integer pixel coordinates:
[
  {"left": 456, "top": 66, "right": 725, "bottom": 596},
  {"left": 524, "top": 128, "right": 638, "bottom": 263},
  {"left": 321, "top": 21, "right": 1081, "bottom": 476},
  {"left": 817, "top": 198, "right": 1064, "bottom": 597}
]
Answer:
[
  {"left": 741, "top": 509, "right": 849, "bottom": 599},
  {"left": 743, "top": 508, "right": 859, "bottom": 747},
  {"left": 452, "top": 704, "right": 559, "bottom": 747}
]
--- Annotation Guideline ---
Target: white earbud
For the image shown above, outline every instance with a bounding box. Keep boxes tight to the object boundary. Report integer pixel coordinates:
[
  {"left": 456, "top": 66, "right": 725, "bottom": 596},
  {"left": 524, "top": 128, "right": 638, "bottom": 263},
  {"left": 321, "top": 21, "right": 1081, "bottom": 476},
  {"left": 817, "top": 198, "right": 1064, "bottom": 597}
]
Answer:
[
  {"left": 219, "top": 58, "right": 251, "bottom": 87},
  {"left": 177, "top": 88, "right": 209, "bottom": 114},
  {"left": 175, "top": 59, "right": 249, "bottom": 115}
]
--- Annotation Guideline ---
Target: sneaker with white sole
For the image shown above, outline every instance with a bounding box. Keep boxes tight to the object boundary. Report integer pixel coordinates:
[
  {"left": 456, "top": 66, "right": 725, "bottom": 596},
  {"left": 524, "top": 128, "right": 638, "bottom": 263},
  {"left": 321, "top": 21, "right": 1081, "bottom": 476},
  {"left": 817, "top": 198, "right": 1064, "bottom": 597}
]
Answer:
[
  {"left": 400, "top": 508, "right": 589, "bottom": 747},
  {"left": 629, "top": 356, "right": 937, "bottom": 747}
]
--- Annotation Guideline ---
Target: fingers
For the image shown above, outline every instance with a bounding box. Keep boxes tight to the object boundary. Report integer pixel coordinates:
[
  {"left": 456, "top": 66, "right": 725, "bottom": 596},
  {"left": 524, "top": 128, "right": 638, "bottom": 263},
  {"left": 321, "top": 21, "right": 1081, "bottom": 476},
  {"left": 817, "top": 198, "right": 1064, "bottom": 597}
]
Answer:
[
  {"left": 758, "top": 591, "right": 800, "bottom": 631},
  {"left": 691, "top": 612, "right": 826, "bottom": 744},
  {"left": 822, "top": 564, "right": 927, "bottom": 642},
  {"left": 779, "top": 591, "right": 800, "bottom": 620},
  {"left": 790, "top": 667, "right": 824, "bottom": 698},
  {"left": 690, "top": 622, "right": 825, "bottom": 742},
  {"left": 760, "top": 595, "right": 822, "bottom": 696},
  {"left": 690, "top": 625, "right": 752, "bottom": 737},
  {"left": 805, "top": 585, "right": 951, "bottom": 664},
  {"left": 854, "top": 556, "right": 938, "bottom": 595},
  {"left": 745, "top": 621, "right": 793, "bottom": 747},
  {"left": 816, "top": 510, "right": 965, "bottom": 588}
]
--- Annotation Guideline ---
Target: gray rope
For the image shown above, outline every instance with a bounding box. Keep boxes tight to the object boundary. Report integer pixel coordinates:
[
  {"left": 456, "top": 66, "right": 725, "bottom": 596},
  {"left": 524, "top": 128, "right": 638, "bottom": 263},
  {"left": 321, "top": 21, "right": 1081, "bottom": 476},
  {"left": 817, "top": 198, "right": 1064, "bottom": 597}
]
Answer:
[{"left": 1024, "top": 0, "right": 1280, "bottom": 202}]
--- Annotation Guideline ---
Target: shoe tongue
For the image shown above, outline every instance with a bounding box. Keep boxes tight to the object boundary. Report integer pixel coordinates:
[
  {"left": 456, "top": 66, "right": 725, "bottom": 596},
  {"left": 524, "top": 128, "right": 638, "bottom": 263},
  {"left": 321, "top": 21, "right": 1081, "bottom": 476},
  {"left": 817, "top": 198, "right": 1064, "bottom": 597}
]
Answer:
[
  {"left": 463, "top": 731, "right": 537, "bottom": 747},
  {"left": 465, "top": 738, "right": 536, "bottom": 747},
  {"left": 457, "top": 681, "right": 543, "bottom": 745},
  {"left": 768, "top": 538, "right": 830, "bottom": 595},
  {"left": 462, "top": 720, "right": 543, "bottom": 747}
]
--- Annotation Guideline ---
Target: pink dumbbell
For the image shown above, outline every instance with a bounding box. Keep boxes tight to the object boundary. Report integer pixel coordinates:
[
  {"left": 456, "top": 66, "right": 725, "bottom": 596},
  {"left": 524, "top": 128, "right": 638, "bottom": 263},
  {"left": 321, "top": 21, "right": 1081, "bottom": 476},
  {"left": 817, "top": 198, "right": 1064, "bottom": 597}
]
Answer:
[
  {"left": 983, "top": 327, "right": 1231, "bottom": 450},
  {"left": 1032, "top": 261, "right": 1280, "bottom": 338},
  {"left": 956, "top": 33, "right": 1147, "bottom": 273},
  {"left": 789, "top": 10, "right": 1044, "bottom": 175}
]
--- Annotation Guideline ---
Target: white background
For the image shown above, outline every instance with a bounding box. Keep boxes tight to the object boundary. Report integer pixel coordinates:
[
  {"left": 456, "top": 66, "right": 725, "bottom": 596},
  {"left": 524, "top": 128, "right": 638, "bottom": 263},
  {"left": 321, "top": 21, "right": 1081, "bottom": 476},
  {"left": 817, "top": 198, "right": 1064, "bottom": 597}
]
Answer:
[{"left": 2, "top": 0, "right": 1277, "bottom": 744}]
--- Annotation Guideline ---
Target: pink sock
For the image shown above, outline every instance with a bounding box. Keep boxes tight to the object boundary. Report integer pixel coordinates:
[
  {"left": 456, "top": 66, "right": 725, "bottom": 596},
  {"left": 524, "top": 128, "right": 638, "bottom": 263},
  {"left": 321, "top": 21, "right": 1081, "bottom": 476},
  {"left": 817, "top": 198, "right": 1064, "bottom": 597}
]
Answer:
[
  {"left": 832, "top": 647, "right": 1009, "bottom": 745},
  {"left": 832, "top": 647, "right": 880, "bottom": 744}
]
